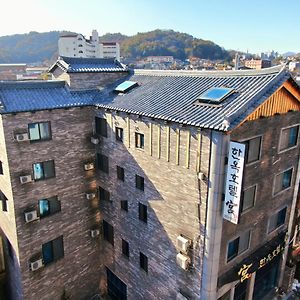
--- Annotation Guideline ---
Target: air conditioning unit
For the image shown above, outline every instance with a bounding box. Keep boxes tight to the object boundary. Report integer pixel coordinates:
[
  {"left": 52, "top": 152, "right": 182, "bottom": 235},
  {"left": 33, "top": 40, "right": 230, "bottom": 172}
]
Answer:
[
  {"left": 90, "top": 229, "right": 100, "bottom": 238},
  {"left": 177, "top": 235, "right": 191, "bottom": 253},
  {"left": 24, "top": 210, "right": 39, "bottom": 223},
  {"left": 30, "top": 258, "right": 44, "bottom": 271},
  {"left": 84, "top": 162, "right": 94, "bottom": 171},
  {"left": 176, "top": 253, "right": 191, "bottom": 270},
  {"left": 91, "top": 136, "right": 99, "bottom": 145},
  {"left": 20, "top": 174, "right": 32, "bottom": 184},
  {"left": 86, "top": 192, "right": 96, "bottom": 200},
  {"left": 16, "top": 133, "right": 29, "bottom": 142},
  {"left": 176, "top": 293, "right": 189, "bottom": 300}
]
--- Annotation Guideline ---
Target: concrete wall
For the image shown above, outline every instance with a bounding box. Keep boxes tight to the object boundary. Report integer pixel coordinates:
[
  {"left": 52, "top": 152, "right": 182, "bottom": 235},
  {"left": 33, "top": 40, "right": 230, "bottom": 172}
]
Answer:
[
  {"left": 94, "top": 110, "right": 211, "bottom": 299},
  {"left": 218, "top": 111, "right": 300, "bottom": 285},
  {"left": 1, "top": 107, "right": 103, "bottom": 299}
]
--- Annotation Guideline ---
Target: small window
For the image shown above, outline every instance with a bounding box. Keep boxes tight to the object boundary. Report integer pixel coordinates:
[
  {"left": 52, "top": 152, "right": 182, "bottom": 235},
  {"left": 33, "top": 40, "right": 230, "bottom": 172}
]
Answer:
[
  {"left": 241, "top": 185, "right": 256, "bottom": 212},
  {"left": 268, "top": 207, "right": 287, "bottom": 233},
  {"left": 116, "top": 127, "right": 124, "bottom": 142},
  {"left": 38, "top": 196, "right": 61, "bottom": 218},
  {"left": 0, "top": 161, "right": 3, "bottom": 175},
  {"left": 0, "top": 191, "right": 8, "bottom": 212},
  {"left": 114, "top": 81, "right": 138, "bottom": 93},
  {"left": 274, "top": 168, "right": 293, "bottom": 195},
  {"left": 121, "top": 200, "right": 128, "bottom": 211},
  {"left": 227, "top": 231, "right": 250, "bottom": 262},
  {"left": 103, "top": 220, "right": 114, "bottom": 246},
  {"left": 42, "top": 236, "right": 64, "bottom": 265},
  {"left": 79, "top": 50, "right": 83, "bottom": 54},
  {"left": 135, "top": 133, "right": 144, "bottom": 149},
  {"left": 197, "top": 87, "right": 235, "bottom": 104},
  {"left": 244, "top": 136, "right": 262, "bottom": 164},
  {"left": 78, "top": 44, "right": 83, "bottom": 47},
  {"left": 122, "top": 239, "right": 129, "bottom": 258},
  {"left": 140, "top": 252, "right": 148, "bottom": 273},
  {"left": 97, "top": 154, "right": 109, "bottom": 173},
  {"left": 279, "top": 126, "right": 299, "bottom": 151},
  {"left": 99, "top": 187, "right": 110, "bottom": 201},
  {"left": 33, "top": 160, "right": 55, "bottom": 181},
  {"left": 139, "top": 202, "right": 147, "bottom": 223},
  {"left": 136, "top": 175, "right": 144, "bottom": 191},
  {"left": 117, "top": 166, "right": 125, "bottom": 181},
  {"left": 28, "top": 122, "right": 51, "bottom": 142},
  {"left": 95, "top": 117, "right": 107, "bottom": 137}
]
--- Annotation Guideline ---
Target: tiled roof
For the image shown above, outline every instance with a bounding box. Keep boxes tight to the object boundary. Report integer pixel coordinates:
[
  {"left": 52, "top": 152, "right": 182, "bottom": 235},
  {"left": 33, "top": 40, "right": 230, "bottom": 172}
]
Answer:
[
  {"left": 0, "top": 81, "right": 97, "bottom": 113},
  {"left": 94, "top": 66, "right": 292, "bottom": 131},
  {"left": 49, "top": 56, "right": 128, "bottom": 73}
]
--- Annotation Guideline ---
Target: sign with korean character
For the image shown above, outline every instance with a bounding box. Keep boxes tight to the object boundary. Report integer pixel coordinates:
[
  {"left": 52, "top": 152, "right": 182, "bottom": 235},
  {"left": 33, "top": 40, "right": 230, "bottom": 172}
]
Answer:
[{"left": 223, "top": 141, "right": 246, "bottom": 224}]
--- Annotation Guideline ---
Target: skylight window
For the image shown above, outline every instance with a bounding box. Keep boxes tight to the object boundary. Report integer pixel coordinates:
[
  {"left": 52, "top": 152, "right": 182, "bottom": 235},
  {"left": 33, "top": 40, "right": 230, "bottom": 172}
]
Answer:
[
  {"left": 114, "top": 81, "right": 138, "bottom": 93},
  {"left": 197, "top": 87, "right": 235, "bottom": 103}
]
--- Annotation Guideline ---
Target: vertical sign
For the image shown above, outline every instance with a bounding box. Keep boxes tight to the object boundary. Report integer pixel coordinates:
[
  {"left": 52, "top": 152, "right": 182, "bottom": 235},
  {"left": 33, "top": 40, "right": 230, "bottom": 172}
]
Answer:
[{"left": 223, "top": 141, "right": 246, "bottom": 224}]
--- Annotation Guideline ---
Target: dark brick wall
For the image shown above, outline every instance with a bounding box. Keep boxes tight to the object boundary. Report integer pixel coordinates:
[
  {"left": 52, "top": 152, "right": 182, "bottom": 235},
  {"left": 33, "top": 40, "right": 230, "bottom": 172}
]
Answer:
[
  {"left": 219, "top": 111, "right": 300, "bottom": 277},
  {"left": 1, "top": 107, "right": 103, "bottom": 299},
  {"left": 94, "top": 110, "right": 211, "bottom": 299}
]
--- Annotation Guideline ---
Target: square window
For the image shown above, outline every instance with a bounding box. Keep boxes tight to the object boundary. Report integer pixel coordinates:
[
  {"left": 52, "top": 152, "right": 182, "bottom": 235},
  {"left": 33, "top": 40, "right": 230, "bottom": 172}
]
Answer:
[
  {"left": 140, "top": 252, "right": 148, "bottom": 273},
  {"left": 241, "top": 185, "right": 256, "bottom": 212},
  {"left": 97, "top": 153, "right": 109, "bottom": 173},
  {"left": 33, "top": 160, "right": 55, "bottom": 181},
  {"left": 99, "top": 187, "right": 110, "bottom": 201},
  {"left": 268, "top": 207, "right": 287, "bottom": 233},
  {"left": 39, "top": 196, "right": 61, "bottom": 218},
  {"left": 122, "top": 239, "right": 129, "bottom": 258},
  {"left": 103, "top": 220, "right": 114, "bottom": 246},
  {"left": 28, "top": 122, "right": 51, "bottom": 142},
  {"left": 244, "top": 136, "right": 261, "bottom": 164},
  {"left": 42, "top": 236, "right": 64, "bottom": 265},
  {"left": 279, "top": 126, "right": 299, "bottom": 151},
  {"left": 135, "top": 133, "right": 144, "bottom": 149},
  {"left": 121, "top": 200, "right": 128, "bottom": 212},
  {"left": 117, "top": 166, "right": 125, "bottom": 181},
  {"left": 139, "top": 202, "right": 147, "bottom": 223},
  {"left": 136, "top": 175, "right": 144, "bottom": 191},
  {"left": 274, "top": 168, "right": 293, "bottom": 194},
  {"left": 227, "top": 231, "right": 250, "bottom": 262},
  {"left": 116, "top": 127, "right": 124, "bottom": 142},
  {"left": 95, "top": 117, "right": 107, "bottom": 137}
]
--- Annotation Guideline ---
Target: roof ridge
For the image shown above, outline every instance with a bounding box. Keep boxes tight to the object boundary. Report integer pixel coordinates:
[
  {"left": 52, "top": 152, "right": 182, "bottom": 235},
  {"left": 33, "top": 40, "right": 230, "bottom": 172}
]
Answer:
[
  {"left": 133, "top": 65, "right": 286, "bottom": 77},
  {"left": 0, "top": 80, "right": 66, "bottom": 89}
]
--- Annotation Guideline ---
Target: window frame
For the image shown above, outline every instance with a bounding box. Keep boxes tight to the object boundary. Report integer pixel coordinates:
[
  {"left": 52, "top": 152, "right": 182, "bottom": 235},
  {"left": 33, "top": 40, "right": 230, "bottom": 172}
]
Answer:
[
  {"left": 226, "top": 230, "right": 251, "bottom": 263},
  {"left": 115, "top": 127, "right": 124, "bottom": 142},
  {"left": 121, "top": 239, "right": 129, "bottom": 259},
  {"left": 28, "top": 121, "right": 52, "bottom": 142},
  {"left": 139, "top": 202, "right": 147, "bottom": 223},
  {"left": 95, "top": 117, "right": 107, "bottom": 138},
  {"left": 99, "top": 187, "right": 110, "bottom": 202},
  {"left": 267, "top": 206, "right": 287, "bottom": 234},
  {"left": 136, "top": 175, "right": 145, "bottom": 191},
  {"left": 103, "top": 220, "right": 114, "bottom": 246},
  {"left": 135, "top": 132, "right": 145, "bottom": 149},
  {"left": 32, "top": 160, "right": 55, "bottom": 181},
  {"left": 278, "top": 124, "right": 300, "bottom": 153},
  {"left": 139, "top": 252, "right": 148, "bottom": 273},
  {"left": 42, "top": 235, "right": 64, "bottom": 265},
  {"left": 273, "top": 167, "right": 294, "bottom": 196},
  {"left": 242, "top": 135, "right": 262, "bottom": 165},
  {"left": 117, "top": 166, "right": 125, "bottom": 181},
  {"left": 120, "top": 200, "right": 128, "bottom": 212},
  {"left": 240, "top": 184, "right": 257, "bottom": 214},
  {"left": 0, "top": 190, "right": 8, "bottom": 212},
  {"left": 38, "top": 196, "right": 61, "bottom": 218},
  {"left": 97, "top": 153, "right": 109, "bottom": 174}
]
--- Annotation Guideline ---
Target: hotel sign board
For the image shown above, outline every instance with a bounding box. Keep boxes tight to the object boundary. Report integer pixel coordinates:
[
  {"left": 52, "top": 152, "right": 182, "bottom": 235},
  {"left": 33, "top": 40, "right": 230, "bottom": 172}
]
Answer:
[{"left": 223, "top": 141, "right": 246, "bottom": 224}]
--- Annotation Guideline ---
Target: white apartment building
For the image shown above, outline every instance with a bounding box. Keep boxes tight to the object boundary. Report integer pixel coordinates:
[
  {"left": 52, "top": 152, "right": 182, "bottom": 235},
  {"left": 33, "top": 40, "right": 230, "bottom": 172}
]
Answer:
[{"left": 58, "top": 30, "right": 120, "bottom": 61}]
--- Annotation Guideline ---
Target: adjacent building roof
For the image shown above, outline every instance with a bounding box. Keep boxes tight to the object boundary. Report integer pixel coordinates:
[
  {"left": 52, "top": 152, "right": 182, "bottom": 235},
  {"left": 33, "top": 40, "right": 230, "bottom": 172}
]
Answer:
[
  {"left": 0, "top": 81, "right": 97, "bottom": 113},
  {"left": 48, "top": 56, "right": 127, "bottom": 73},
  {"left": 0, "top": 65, "right": 298, "bottom": 132},
  {"left": 95, "top": 65, "right": 294, "bottom": 131}
]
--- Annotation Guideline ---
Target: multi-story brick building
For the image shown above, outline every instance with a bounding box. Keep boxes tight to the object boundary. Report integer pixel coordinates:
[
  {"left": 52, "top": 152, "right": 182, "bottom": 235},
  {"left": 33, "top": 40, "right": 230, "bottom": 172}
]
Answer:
[{"left": 0, "top": 57, "right": 300, "bottom": 300}]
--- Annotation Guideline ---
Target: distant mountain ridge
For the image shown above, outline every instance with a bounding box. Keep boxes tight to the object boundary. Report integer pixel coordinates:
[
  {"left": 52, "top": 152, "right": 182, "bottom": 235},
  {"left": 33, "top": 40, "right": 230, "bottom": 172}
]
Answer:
[{"left": 0, "top": 29, "right": 231, "bottom": 64}]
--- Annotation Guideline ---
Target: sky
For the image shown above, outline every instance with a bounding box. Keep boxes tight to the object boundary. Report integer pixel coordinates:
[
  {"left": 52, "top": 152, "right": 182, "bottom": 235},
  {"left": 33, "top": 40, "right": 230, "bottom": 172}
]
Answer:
[{"left": 1, "top": 0, "right": 300, "bottom": 54}]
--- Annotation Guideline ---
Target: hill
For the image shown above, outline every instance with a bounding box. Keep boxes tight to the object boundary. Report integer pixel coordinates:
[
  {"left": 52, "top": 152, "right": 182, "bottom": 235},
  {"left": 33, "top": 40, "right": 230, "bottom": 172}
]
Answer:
[{"left": 0, "top": 29, "right": 231, "bottom": 63}]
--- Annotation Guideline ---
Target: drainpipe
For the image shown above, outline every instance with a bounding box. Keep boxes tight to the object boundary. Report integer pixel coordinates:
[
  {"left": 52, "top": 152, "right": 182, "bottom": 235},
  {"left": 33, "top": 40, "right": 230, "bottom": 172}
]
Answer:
[
  {"left": 278, "top": 154, "right": 300, "bottom": 288},
  {"left": 200, "top": 131, "right": 229, "bottom": 299}
]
